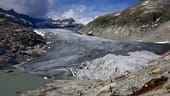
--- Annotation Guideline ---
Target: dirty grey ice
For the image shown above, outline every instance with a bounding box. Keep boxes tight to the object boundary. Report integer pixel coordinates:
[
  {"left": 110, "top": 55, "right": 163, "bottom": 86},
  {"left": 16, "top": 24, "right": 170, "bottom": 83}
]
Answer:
[{"left": 21, "top": 29, "right": 170, "bottom": 80}]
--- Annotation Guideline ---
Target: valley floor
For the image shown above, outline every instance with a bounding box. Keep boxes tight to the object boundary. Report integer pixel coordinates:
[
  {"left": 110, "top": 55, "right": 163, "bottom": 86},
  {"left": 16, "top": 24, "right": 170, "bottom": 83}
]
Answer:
[
  {"left": 20, "top": 51, "right": 170, "bottom": 96},
  {"left": 19, "top": 29, "right": 170, "bottom": 96}
]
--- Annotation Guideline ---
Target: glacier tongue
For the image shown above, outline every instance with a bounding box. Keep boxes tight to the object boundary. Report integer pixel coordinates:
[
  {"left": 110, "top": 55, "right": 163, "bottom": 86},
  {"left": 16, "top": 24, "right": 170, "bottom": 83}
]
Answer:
[
  {"left": 21, "top": 29, "right": 170, "bottom": 80},
  {"left": 75, "top": 51, "right": 160, "bottom": 80}
]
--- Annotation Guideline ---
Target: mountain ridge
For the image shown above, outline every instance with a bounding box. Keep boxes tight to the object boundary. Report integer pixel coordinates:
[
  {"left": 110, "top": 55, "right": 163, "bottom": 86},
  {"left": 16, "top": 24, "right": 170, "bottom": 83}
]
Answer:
[
  {"left": 0, "top": 8, "right": 84, "bottom": 29},
  {"left": 80, "top": 0, "right": 170, "bottom": 42}
]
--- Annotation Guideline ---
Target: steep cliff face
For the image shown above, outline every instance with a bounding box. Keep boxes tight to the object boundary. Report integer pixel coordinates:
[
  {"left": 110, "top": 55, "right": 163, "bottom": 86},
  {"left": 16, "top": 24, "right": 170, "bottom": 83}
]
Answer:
[{"left": 80, "top": 0, "right": 170, "bottom": 42}]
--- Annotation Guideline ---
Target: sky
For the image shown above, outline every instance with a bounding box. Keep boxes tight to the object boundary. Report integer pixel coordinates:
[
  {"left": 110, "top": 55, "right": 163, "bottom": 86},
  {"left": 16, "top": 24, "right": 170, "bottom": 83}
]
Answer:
[{"left": 0, "top": 0, "right": 139, "bottom": 24}]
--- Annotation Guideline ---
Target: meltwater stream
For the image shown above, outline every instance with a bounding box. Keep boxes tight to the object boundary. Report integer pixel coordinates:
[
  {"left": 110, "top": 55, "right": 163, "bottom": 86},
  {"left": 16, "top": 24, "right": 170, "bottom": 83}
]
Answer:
[{"left": 21, "top": 29, "right": 170, "bottom": 80}]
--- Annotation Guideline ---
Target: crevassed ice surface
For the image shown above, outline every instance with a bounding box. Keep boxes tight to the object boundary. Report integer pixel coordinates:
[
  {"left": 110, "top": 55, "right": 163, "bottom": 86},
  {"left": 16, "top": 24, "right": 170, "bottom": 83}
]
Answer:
[
  {"left": 21, "top": 29, "right": 170, "bottom": 80},
  {"left": 75, "top": 51, "right": 159, "bottom": 80}
]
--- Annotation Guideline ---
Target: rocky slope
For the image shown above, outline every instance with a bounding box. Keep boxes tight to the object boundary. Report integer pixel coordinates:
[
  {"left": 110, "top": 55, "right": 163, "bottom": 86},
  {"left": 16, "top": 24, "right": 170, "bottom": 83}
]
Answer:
[
  {"left": 0, "top": 13, "right": 46, "bottom": 69},
  {"left": 80, "top": 0, "right": 170, "bottom": 42},
  {"left": 20, "top": 51, "right": 170, "bottom": 96}
]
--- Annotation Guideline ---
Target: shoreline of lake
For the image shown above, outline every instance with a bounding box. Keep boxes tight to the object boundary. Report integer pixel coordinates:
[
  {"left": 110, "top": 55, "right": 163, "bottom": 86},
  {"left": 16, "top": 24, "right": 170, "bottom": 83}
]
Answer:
[{"left": 0, "top": 69, "right": 53, "bottom": 96}]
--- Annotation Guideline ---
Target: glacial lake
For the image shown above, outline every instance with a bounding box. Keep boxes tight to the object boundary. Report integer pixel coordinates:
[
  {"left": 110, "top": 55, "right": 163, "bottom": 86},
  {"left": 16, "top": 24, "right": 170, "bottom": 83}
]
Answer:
[{"left": 0, "top": 70, "right": 53, "bottom": 96}]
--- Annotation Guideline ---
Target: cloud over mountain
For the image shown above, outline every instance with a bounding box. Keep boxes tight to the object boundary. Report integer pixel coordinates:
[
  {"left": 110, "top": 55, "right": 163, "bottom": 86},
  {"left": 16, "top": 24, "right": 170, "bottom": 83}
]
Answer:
[
  {"left": 0, "top": 0, "right": 53, "bottom": 17},
  {"left": 0, "top": 0, "right": 139, "bottom": 24}
]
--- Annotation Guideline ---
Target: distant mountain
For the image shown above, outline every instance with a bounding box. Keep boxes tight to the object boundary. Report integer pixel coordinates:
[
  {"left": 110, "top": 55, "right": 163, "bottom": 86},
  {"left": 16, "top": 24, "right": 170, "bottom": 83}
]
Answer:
[
  {"left": 0, "top": 8, "right": 84, "bottom": 29},
  {"left": 44, "top": 18, "right": 84, "bottom": 29},
  {"left": 81, "top": 0, "right": 170, "bottom": 42}
]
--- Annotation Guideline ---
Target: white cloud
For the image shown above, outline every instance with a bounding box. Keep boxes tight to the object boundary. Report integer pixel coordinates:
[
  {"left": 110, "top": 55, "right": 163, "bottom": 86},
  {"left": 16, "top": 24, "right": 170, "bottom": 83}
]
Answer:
[
  {"left": 49, "top": 5, "right": 94, "bottom": 25},
  {"left": 78, "top": 17, "right": 94, "bottom": 25},
  {"left": 0, "top": 1, "right": 97, "bottom": 24},
  {"left": 62, "top": 9, "right": 75, "bottom": 18},
  {"left": 0, "top": 0, "right": 54, "bottom": 17},
  {"left": 48, "top": 0, "right": 54, "bottom": 5}
]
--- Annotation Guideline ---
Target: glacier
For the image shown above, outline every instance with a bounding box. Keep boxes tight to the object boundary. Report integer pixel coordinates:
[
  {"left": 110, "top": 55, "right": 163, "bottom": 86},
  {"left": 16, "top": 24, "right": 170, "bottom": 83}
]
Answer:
[{"left": 21, "top": 29, "right": 170, "bottom": 80}]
